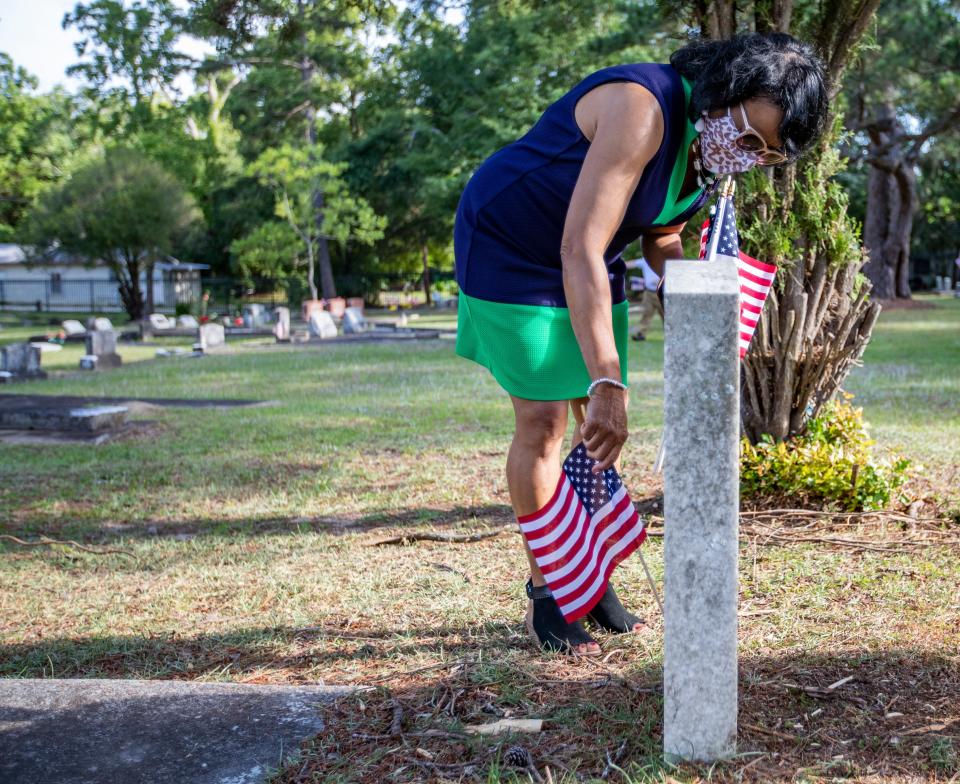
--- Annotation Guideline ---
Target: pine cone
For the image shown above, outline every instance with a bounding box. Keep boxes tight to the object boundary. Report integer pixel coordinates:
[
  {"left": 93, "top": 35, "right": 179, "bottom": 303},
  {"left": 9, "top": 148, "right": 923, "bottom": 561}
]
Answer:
[{"left": 504, "top": 745, "right": 533, "bottom": 768}]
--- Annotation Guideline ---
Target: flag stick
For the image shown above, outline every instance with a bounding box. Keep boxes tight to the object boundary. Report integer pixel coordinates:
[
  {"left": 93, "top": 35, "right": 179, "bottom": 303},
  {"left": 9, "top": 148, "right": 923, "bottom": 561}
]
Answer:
[{"left": 638, "top": 550, "right": 664, "bottom": 617}]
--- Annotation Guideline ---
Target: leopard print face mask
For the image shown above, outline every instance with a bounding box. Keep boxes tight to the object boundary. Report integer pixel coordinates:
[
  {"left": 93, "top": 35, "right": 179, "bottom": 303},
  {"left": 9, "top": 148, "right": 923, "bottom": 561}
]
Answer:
[{"left": 696, "top": 105, "right": 759, "bottom": 175}]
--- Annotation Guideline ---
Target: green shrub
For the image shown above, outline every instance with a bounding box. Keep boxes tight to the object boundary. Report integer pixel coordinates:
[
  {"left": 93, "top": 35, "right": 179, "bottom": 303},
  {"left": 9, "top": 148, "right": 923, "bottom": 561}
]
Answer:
[{"left": 740, "top": 397, "right": 910, "bottom": 511}]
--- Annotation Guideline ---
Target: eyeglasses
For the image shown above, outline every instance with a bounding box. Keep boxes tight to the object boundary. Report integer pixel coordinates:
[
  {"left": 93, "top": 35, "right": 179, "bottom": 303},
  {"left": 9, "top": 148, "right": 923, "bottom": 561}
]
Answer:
[{"left": 730, "top": 103, "right": 788, "bottom": 165}]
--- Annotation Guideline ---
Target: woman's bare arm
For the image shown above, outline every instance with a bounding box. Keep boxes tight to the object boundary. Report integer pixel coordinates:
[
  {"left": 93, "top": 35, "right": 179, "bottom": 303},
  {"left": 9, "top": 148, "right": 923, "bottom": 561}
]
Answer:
[
  {"left": 561, "top": 82, "right": 664, "bottom": 470},
  {"left": 642, "top": 225, "right": 686, "bottom": 277}
]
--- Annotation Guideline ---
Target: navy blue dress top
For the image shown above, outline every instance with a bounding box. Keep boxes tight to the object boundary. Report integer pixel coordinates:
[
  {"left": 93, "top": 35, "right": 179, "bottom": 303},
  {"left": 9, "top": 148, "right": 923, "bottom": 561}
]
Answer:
[{"left": 454, "top": 63, "right": 709, "bottom": 309}]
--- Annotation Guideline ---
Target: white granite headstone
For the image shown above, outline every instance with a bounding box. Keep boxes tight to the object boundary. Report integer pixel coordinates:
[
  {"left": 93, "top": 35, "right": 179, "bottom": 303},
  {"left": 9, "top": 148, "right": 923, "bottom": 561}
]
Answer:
[
  {"left": 149, "top": 313, "right": 174, "bottom": 330},
  {"left": 662, "top": 259, "right": 740, "bottom": 763},
  {"left": 273, "top": 307, "right": 291, "bottom": 341},
  {"left": 198, "top": 322, "right": 226, "bottom": 351},
  {"left": 82, "top": 330, "right": 122, "bottom": 369},
  {"left": 62, "top": 320, "right": 86, "bottom": 336},
  {"left": 342, "top": 307, "right": 368, "bottom": 334},
  {"left": 308, "top": 311, "right": 337, "bottom": 339},
  {"left": 242, "top": 303, "right": 267, "bottom": 328}
]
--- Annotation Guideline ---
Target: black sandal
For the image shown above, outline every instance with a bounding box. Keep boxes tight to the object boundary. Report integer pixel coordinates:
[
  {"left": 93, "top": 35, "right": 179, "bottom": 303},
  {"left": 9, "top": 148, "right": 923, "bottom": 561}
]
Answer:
[
  {"left": 585, "top": 583, "right": 646, "bottom": 633},
  {"left": 525, "top": 580, "right": 600, "bottom": 655}
]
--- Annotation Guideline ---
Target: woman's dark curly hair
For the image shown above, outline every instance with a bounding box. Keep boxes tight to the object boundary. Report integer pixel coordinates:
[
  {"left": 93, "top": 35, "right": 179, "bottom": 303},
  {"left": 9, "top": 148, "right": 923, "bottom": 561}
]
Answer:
[{"left": 670, "top": 32, "right": 828, "bottom": 160}]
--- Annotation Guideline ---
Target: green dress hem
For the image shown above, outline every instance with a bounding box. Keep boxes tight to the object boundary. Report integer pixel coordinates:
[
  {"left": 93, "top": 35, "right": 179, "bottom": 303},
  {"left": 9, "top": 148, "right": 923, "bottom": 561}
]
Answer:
[{"left": 455, "top": 292, "right": 629, "bottom": 401}]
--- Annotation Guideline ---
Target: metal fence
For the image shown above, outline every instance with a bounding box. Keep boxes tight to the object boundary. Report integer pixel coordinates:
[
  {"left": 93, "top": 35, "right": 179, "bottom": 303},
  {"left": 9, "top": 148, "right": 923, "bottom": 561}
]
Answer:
[
  {"left": 0, "top": 270, "right": 458, "bottom": 315},
  {"left": 0, "top": 278, "right": 194, "bottom": 314}
]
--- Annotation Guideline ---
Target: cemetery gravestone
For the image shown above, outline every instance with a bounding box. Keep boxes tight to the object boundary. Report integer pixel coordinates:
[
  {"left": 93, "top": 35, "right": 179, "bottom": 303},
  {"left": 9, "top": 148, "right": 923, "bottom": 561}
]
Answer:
[
  {"left": 662, "top": 259, "right": 740, "bottom": 763},
  {"left": 93, "top": 317, "right": 114, "bottom": 332},
  {"left": 301, "top": 299, "right": 323, "bottom": 322},
  {"left": 62, "top": 320, "right": 86, "bottom": 337},
  {"left": 342, "top": 307, "right": 368, "bottom": 334},
  {"left": 242, "top": 303, "right": 268, "bottom": 328},
  {"left": 273, "top": 306, "right": 291, "bottom": 342},
  {"left": 177, "top": 315, "right": 199, "bottom": 329},
  {"left": 149, "top": 313, "right": 174, "bottom": 330},
  {"left": 308, "top": 311, "right": 338, "bottom": 339},
  {"left": 198, "top": 323, "right": 226, "bottom": 352},
  {"left": 0, "top": 342, "right": 46, "bottom": 383},
  {"left": 81, "top": 330, "right": 122, "bottom": 370}
]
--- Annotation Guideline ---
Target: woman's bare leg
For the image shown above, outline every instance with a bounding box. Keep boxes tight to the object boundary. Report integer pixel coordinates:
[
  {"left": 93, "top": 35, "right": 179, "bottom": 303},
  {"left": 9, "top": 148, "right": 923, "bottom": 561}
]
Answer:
[
  {"left": 569, "top": 396, "right": 588, "bottom": 450},
  {"left": 506, "top": 394, "right": 599, "bottom": 654},
  {"left": 506, "top": 395, "right": 567, "bottom": 587}
]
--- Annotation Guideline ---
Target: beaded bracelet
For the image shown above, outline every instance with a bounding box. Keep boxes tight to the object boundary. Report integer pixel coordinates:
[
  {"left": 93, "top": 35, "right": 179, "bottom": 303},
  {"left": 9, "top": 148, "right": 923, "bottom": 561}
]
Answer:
[{"left": 586, "top": 377, "right": 628, "bottom": 398}]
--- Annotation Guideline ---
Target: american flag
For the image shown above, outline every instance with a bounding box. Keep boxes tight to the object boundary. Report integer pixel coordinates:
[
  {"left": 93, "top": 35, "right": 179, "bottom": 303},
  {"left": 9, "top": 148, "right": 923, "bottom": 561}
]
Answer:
[
  {"left": 698, "top": 203, "right": 778, "bottom": 358},
  {"left": 517, "top": 442, "right": 646, "bottom": 622}
]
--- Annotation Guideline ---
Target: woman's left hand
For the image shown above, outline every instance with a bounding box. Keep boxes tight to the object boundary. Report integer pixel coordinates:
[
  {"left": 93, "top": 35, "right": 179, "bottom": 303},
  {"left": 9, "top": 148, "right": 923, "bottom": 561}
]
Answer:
[{"left": 581, "top": 385, "right": 628, "bottom": 473}]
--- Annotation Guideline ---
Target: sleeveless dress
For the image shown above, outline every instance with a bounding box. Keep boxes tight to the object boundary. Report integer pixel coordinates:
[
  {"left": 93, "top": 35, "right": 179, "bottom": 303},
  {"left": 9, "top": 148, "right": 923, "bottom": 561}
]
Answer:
[{"left": 454, "top": 63, "right": 711, "bottom": 401}]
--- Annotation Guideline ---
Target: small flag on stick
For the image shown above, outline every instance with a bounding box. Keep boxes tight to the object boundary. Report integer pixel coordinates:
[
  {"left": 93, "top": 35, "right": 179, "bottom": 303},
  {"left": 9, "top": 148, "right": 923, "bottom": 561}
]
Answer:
[
  {"left": 517, "top": 442, "right": 646, "bottom": 622},
  {"left": 698, "top": 199, "right": 777, "bottom": 358}
]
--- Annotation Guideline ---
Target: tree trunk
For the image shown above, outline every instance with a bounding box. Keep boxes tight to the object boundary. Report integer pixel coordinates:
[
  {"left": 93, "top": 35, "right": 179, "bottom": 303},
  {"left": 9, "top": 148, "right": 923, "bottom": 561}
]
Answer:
[
  {"left": 421, "top": 243, "right": 432, "bottom": 306},
  {"left": 861, "top": 102, "right": 916, "bottom": 300},
  {"left": 145, "top": 260, "right": 156, "bottom": 315},
  {"left": 305, "top": 240, "right": 318, "bottom": 301},
  {"left": 299, "top": 0, "right": 337, "bottom": 301},
  {"left": 116, "top": 258, "right": 145, "bottom": 321},
  {"left": 863, "top": 164, "right": 897, "bottom": 299},
  {"left": 755, "top": 0, "right": 794, "bottom": 33},
  {"left": 315, "top": 194, "right": 337, "bottom": 299},
  {"left": 893, "top": 162, "right": 915, "bottom": 298}
]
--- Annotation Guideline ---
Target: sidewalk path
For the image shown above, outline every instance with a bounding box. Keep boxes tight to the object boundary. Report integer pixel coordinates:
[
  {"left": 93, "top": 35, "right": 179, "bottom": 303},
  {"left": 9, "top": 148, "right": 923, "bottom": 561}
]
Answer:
[{"left": 0, "top": 679, "right": 348, "bottom": 784}]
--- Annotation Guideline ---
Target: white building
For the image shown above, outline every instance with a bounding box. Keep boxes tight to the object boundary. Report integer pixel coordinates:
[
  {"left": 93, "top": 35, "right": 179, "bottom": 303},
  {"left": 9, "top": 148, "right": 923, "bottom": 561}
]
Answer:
[{"left": 0, "top": 244, "right": 209, "bottom": 313}]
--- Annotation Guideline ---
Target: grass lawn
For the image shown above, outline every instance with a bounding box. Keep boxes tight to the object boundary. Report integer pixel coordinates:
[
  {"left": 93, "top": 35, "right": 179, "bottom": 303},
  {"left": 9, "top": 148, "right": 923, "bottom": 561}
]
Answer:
[{"left": 0, "top": 296, "right": 958, "bottom": 782}]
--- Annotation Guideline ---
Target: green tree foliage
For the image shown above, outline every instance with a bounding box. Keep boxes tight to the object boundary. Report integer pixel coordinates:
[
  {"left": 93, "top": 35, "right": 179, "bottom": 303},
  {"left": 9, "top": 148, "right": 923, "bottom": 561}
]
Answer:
[
  {"left": 240, "top": 143, "right": 385, "bottom": 299},
  {"left": 64, "top": 0, "right": 192, "bottom": 130},
  {"left": 189, "top": 0, "right": 389, "bottom": 296},
  {"left": 0, "top": 55, "right": 81, "bottom": 240},
  {"left": 230, "top": 221, "right": 301, "bottom": 287},
  {"left": 912, "top": 134, "right": 960, "bottom": 280},
  {"left": 64, "top": 0, "right": 252, "bottom": 272},
  {"left": 23, "top": 147, "right": 201, "bottom": 319}
]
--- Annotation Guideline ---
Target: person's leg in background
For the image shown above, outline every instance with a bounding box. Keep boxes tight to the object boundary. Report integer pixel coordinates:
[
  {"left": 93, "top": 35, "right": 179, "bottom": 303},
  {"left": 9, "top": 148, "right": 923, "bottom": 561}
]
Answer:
[{"left": 631, "top": 288, "right": 659, "bottom": 341}]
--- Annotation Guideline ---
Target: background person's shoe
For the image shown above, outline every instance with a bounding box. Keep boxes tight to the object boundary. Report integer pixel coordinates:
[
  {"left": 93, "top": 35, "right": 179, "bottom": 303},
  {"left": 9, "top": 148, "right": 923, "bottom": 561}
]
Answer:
[{"left": 631, "top": 331, "right": 646, "bottom": 341}]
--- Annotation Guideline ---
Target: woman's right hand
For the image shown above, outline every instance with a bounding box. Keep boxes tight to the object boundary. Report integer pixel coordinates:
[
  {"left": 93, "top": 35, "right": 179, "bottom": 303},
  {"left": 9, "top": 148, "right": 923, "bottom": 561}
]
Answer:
[{"left": 581, "top": 385, "right": 629, "bottom": 473}]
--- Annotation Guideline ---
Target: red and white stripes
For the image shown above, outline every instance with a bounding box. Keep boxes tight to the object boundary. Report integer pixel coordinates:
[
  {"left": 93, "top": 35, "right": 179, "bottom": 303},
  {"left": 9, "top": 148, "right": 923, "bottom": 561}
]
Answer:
[{"left": 517, "top": 473, "right": 646, "bottom": 622}]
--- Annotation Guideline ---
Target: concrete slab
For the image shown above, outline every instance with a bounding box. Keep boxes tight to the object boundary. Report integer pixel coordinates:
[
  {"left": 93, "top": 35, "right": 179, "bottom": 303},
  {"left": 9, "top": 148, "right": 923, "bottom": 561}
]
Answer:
[{"left": 0, "top": 679, "right": 348, "bottom": 784}]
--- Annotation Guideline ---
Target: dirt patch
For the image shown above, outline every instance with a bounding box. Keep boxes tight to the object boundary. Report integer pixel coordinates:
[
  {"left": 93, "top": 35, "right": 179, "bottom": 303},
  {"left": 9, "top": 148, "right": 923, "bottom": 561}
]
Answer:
[{"left": 272, "top": 650, "right": 960, "bottom": 783}]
